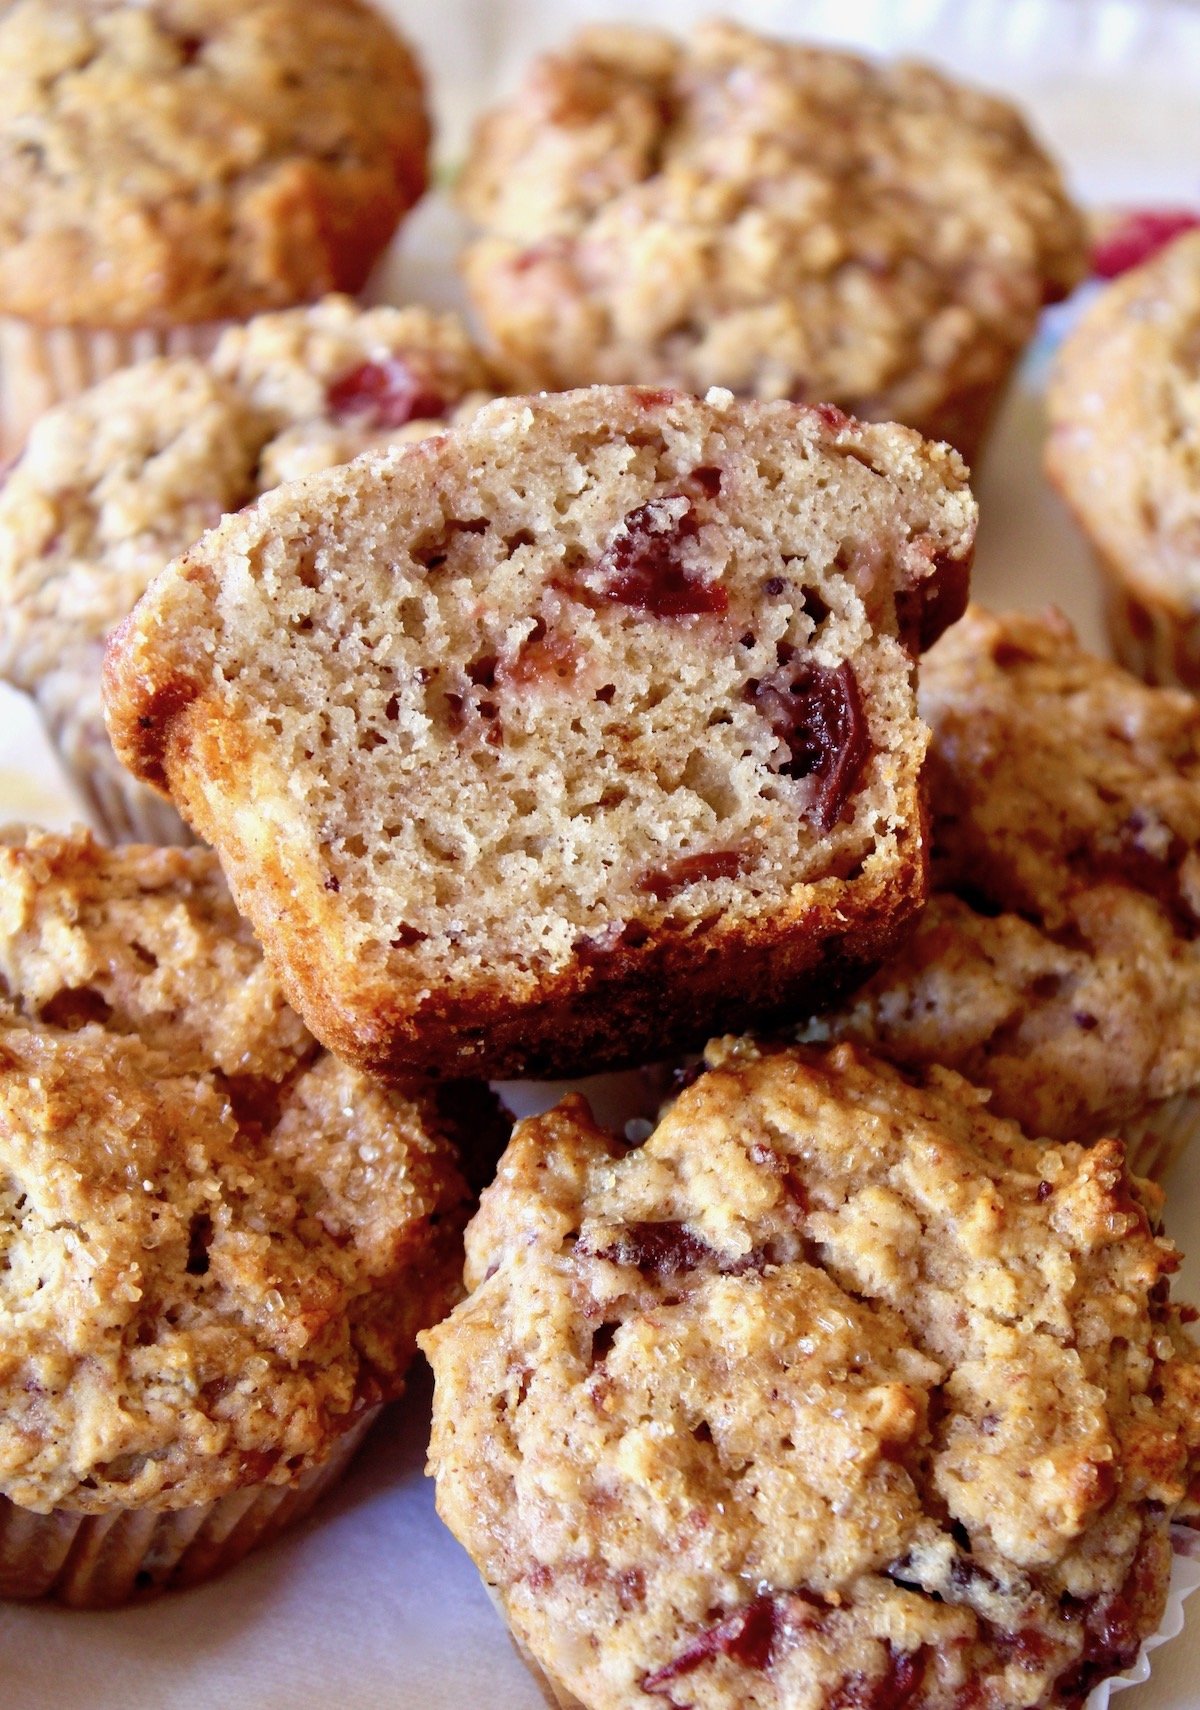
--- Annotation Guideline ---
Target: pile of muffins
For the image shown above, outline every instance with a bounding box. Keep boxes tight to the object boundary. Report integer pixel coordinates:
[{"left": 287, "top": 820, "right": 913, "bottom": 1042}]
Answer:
[{"left": 3, "top": 7, "right": 1200, "bottom": 1709}]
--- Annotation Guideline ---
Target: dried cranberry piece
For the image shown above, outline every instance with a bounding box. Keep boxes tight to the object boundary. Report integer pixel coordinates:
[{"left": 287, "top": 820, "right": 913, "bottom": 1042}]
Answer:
[
  {"left": 748, "top": 659, "right": 869, "bottom": 829},
  {"left": 1092, "top": 209, "right": 1200, "bottom": 279},
  {"left": 596, "top": 497, "right": 728, "bottom": 618},
  {"left": 326, "top": 359, "right": 446, "bottom": 430},
  {"left": 39, "top": 986, "right": 113, "bottom": 1030},
  {"left": 579, "top": 1221, "right": 713, "bottom": 1277},
  {"left": 638, "top": 850, "right": 745, "bottom": 899},
  {"left": 1054, "top": 1532, "right": 1161, "bottom": 1707},
  {"left": 830, "top": 1644, "right": 927, "bottom": 1710},
  {"left": 642, "top": 1594, "right": 780, "bottom": 1693},
  {"left": 502, "top": 619, "right": 581, "bottom": 687}
]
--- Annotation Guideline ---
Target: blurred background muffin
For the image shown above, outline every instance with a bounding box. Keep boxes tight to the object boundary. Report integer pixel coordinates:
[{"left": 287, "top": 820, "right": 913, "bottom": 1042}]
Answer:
[
  {"left": 1047, "top": 228, "right": 1200, "bottom": 690},
  {"left": 456, "top": 19, "right": 1086, "bottom": 466},
  {"left": 0, "top": 0, "right": 432, "bottom": 457}
]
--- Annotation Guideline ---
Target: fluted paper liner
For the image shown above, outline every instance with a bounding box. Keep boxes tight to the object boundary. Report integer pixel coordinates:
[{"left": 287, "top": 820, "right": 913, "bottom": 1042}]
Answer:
[{"left": 0, "top": 1407, "right": 377, "bottom": 1609}]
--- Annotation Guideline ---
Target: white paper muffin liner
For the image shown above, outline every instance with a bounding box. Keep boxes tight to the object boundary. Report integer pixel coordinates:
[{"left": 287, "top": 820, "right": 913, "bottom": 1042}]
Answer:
[
  {"left": 1091, "top": 1528, "right": 1200, "bottom": 1708},
  {"left": 0, "top": 1407, "right": 379, "bottom": 1609},
  {"left": 1121, "top": 1091, "right": 1200, "bottom": 1186},
  {"left": 30, "top": 673, "right": 195, "bottom": 847},
  {"left": 0, "top": 316, "right": 228, "bottom": 463}
]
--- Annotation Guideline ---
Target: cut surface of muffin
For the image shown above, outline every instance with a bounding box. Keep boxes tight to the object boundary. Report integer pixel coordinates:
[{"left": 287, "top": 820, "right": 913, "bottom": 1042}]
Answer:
[
  {"left": 423, "top": 1038, "right": 1200, "bottom": 1710},
  {"left": 0, "top": 826, "right": 483, "bottom": 1526},
  {"left": 458, "top": 20, "right": 1085, "bottom": 459},
  {"left": 104, "top": 386, "right": 977, "bottom": 1078},
  {"left": 1046, "top": 228, "right": 1200, "bottom": 687},
  {"left": 0, "top": 296, "right": 492, "bottom": 842},
  {"left": 807, "top": 606, "right": 1200, "bottom": 1161}
]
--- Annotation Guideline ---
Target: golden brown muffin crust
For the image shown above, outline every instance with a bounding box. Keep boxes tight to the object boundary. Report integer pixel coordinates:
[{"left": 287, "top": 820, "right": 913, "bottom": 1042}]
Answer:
[{"left": 0, "top": 827, "right": 474, "bottom": 1513}]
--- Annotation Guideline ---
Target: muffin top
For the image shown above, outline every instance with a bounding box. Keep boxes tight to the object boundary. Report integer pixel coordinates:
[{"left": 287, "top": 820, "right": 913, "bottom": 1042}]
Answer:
[
  {"left": 0, "top": 0, "right": 430, "bottom": 325},
  {"left": 423, "top": 1038, "right": 1200, "bottom": 1710},
  {"left": 0, "top": 825, "right": 478, "bottom": 1513},
  {"left": 457, "top": 21, "right": 1085, "bottom": 451},
  {"left": 0, "top": 296, "right": 491, "bottom": 839},
  {"left": 1047, "top": 229, "right": 1200, "bottom": 607}
]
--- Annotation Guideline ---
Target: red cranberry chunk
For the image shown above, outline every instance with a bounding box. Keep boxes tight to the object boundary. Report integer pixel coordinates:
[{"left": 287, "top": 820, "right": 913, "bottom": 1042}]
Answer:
[
  {"left": 326, "top": 359, "right": 447, "bottom": 430},
  {"left": 579, "top": 1220, "right": 713, "bottom": 1277},
  {"left": 830, "top": 1645, "right": 927, "bottom": 1710},
  {"left": 596, "top": 497, "right": 728, "bottom": 618},
  {"left": 643, "top": 1594, "right": 780, "bottom": 1693},
  {"left": 638, "top": 850, "right": 745, "bottom": 899},
  {"left": 748, "top": 659, "right": 869, "bottom": 830},
  {"left": 1092, "top": 209, "right": 1200, "bottom": 279}
]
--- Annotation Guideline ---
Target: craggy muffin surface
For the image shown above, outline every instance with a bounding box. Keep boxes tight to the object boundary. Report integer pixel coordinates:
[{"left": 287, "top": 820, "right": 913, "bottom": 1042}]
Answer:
[
  {"left": 0, "top": 0, "right": 430, "bottom": 326},
  {"left": 0, "top": 826, "right": 476, "bottom": 1513},
  {"left": 459, "top": 20, "right": 1085, "bottom": 458},
  {"left": 424, "top": 1038, "right": 1200, "bottom": 1710},
  {"left": 811, "top": 606, "right": 1200, "bottom": 1154}
]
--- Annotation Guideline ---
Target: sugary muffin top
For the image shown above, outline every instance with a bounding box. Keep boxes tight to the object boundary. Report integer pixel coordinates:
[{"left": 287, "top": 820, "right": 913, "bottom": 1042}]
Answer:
[
  {"left": 458, "top": 20, "right": 1085, "bottom": 447},
  {"left": 1047, "top": 229, "right": 1200, "bottom": 606},
  {"left": 0, "top": 826, "right": 473, "bottom": 1513},
  {"left": 424, "top": 1038, "right": 1200, "bottom": 1710},
  {"left": 813, "top": 606, "right": 1200, "bottom": 1142},
  {"left": 0, "top": 0, "right": 430, "bottom": 324}
]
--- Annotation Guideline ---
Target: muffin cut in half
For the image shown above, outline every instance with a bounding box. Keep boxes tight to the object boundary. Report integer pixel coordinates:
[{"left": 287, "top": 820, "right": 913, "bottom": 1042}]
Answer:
[
  {"left": 805, "top": 606, "right": 1200, "bottom": 1177},
  {"left": 0, "top": 825, "right": 498, "bottom": 1606},
  {"left": 104, "top": 386, "right": 976, "bottom": 1079},
  {"left": 422, "top": 1038, "right": 1200, "bottom": 1710}
]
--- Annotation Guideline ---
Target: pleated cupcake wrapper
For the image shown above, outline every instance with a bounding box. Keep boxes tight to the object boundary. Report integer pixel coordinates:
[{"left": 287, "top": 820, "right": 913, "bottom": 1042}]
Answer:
[
  {"left": 0, "top": 1407, "right": 378, "bottom": 1609},
  {"left": 0, "top": 316, "right": 229, "bottom": 463},
  {"left": 30, "top": 677, "right": 195, "bottom": 847},
  {"left": 1097, "top": 555, "right": 1200, "bottom": 695},
  {"left": 482, "top": 1528, "right": 1200, "bottom": 1710},
  {"left": 1121, "top": 1091, "right": 1200, "bottom": 1186}
]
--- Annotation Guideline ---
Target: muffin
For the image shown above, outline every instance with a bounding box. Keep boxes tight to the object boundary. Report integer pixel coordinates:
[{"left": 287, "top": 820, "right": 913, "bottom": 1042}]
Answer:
[
  {"left": 422, "top": 1037, "right": 1200, "bottom": 1710},
  {"left": 0, "top": 824, "right": 491, "bottom": 1606},
  {"left": 0, "top": 0, "right": 431, "bottom": 455},
  {"left": 805, "top": 606, "right": 1200, "bottom": 1178},
  {"left": 1046, "top": 229, "right": 1200, "bottom": 688},
  {"left": 457, "top": 20, "right": 1086, "bottom": 464},
  {"left": 103, "top": 385, "right": 977, "bottom": 1080},
  {"left": 0, "top": 296, "right": 492, "bottom": 844}
]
